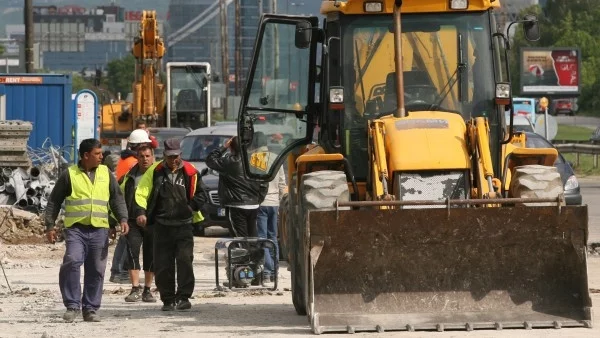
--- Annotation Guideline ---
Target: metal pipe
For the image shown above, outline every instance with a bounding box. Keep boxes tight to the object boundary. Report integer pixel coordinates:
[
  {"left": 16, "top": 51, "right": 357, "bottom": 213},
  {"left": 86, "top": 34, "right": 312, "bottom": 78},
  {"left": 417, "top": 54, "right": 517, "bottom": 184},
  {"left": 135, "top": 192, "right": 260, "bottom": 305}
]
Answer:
[
  {"left": 4, "top": 183, "right": 14, "bottom": 194},
  {"left": 393, "top": 0, "right": 405, "bottom": 118},
  {"left": 44, "top": 181, "right": 56, "bottom": 196},
  {"left": 26, "top": 187, "right": 36, "bottom": 197},
  {"left": 337, "top": 196, "right": 563, "bottom": 208},
  {"left": 28, "top": 166, "right": 40, "bottom": 180},
  {"left": 28, "top": 196, "right": 39, "bottom": 206},
  {"left": 18, "top": 198, "right": 28, "bottom": 208},
  {"left": 10, "top": 171, "right": 27, "bottom": 201},
  {"left": 2, "top": 168, "right": 12, "bottom": 178},
  {"left": 39, "top": 196, "right": 48, "bottom": 209},
  {"left": 28, "top": 180, "right": 40, "bottom": 191}
]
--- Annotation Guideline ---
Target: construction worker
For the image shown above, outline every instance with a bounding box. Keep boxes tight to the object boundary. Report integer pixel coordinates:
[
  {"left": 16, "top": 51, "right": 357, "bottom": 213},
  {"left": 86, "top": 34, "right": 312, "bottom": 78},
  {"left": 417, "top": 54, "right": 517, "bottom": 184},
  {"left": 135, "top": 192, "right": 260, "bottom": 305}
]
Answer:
[
  {"left": 135, "top": 121, "right": 159, "bottom": 149},
  {"left": 134, "top": 138, "right": 208, "bottom": 311},
  {"left": 110, "top": 128, "right": 153, "bottom": 284},
  {"left": 44, "top": 138, "right": 129, "bottom": 323},
  {"left": 121, "top": 145, "right": 158, "bottom": 303},
  {"left": 206, "top": 136, "right": 268, "bottom": 238},
  {"left": 115, "top": 129, "right": 152, "bottom": 181}
]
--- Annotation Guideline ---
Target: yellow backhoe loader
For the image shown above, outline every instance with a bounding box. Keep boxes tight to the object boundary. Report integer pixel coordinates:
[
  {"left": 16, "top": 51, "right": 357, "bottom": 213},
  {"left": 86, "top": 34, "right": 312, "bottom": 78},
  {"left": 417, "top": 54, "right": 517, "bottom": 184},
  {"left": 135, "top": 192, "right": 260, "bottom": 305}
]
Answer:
[
  {"left": 100, "top": 10, "right": 166, "bottom": 146},
  {"left": 236, "top": 0, "right": 591, "bottom": 333}
]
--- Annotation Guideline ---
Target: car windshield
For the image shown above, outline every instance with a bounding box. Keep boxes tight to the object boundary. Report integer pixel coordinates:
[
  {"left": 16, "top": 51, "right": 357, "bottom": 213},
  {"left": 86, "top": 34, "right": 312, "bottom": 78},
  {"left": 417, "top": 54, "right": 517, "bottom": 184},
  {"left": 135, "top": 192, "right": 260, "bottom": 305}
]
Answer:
[
  {"left": 181, "top": 135, "right": 232, "bottom": 161},
  {"left": 152, "top": 131, "right": 189, "bottom": 159},
  {"left": 525, "top": 133, "right": 564, "bottom": 165}
]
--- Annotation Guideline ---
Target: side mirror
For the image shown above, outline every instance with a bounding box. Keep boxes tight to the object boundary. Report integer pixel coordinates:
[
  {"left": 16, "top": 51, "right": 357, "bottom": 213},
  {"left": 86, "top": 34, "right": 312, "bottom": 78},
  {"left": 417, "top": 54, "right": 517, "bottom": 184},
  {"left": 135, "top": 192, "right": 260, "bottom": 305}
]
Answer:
[
  {"left": 200, "top": 168, "right": 208, "bottom": 177},
  {"left": 523, "top": 14, "right": 540, "bottom": 41},
  {"left": 295, "top": 21, "right": 312, "bottom": 49},
  {"left": 240, "top": 115, "right": 255, "bottom": 146}
]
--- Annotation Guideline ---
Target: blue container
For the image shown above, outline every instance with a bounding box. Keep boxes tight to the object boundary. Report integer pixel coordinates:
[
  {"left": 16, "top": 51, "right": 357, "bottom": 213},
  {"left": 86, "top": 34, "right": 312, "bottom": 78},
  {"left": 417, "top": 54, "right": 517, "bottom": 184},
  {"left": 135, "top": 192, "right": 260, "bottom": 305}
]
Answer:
[{"left": 0, "top": 74, "right": 74, "bottom": 152}]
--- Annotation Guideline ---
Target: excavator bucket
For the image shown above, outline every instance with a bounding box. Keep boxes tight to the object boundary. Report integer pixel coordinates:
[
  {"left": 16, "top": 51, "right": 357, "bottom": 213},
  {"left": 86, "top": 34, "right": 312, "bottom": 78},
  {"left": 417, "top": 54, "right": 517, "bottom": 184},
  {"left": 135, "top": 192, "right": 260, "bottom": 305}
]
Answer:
[{"left": 306, "top": 205, "right": 591, "bottom": 334}]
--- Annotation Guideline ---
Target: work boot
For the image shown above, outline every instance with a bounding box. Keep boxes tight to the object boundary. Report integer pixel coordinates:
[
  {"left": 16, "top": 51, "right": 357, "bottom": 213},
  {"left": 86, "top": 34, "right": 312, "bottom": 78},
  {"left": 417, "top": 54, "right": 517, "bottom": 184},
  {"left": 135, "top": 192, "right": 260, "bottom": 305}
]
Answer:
[
  {"left": 62, "top": 308, "right": 80, "bottom": 323},
  {"left": 142, "top": 289, "right": 157, "bottom": 303},
  {"left": 175, "top": 299, "right": 192, "bottom": 311},
  {"left": 82, "top": 310, "right": 101, "bottom": 322},
  {"left": 124, "top": 286, "right": 142, "bottom": 302},
  {"left": 161, "top": 302, "right": 175, "bottom": 311},
  {"left": 109, "top": 272, "right": 130, "bottom": 284}
]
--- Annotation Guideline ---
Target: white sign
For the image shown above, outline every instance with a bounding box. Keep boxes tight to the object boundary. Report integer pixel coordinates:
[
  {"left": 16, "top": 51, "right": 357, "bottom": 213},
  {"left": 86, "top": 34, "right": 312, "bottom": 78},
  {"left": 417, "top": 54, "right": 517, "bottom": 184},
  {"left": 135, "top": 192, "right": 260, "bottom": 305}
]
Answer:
[
  {"left": 535, "top": 114, "right": 558, "bottom": 141},
  {"left": 74, "top": 90, "right": 98, "bottom": 161}
]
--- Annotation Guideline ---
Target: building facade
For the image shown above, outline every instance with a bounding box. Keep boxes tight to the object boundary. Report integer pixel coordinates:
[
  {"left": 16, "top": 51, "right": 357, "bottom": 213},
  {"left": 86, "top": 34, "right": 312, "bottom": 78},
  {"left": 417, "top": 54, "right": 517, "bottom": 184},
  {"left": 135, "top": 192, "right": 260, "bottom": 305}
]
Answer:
[
  {"left": 166, "top": 0, "right": 322, "bottom": 94},
  {"left": 3, "top": 5, "right": 164, "bottom": 73}
]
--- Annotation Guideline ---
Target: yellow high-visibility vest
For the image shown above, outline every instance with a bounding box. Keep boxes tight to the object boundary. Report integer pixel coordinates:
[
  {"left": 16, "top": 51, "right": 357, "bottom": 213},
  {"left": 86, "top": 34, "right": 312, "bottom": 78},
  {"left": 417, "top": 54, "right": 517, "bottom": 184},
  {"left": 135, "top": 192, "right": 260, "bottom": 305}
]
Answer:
[{"left": 64, "top": 164, "right": 111, "bottom": 228}]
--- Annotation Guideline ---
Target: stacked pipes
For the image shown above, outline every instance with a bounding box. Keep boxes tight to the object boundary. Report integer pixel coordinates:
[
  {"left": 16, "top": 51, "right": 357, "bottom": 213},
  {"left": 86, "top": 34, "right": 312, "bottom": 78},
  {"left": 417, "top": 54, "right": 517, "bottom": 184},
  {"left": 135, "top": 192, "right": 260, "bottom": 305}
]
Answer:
[{"left": 0, "top": 166, "right": 56, "bottom": 213}]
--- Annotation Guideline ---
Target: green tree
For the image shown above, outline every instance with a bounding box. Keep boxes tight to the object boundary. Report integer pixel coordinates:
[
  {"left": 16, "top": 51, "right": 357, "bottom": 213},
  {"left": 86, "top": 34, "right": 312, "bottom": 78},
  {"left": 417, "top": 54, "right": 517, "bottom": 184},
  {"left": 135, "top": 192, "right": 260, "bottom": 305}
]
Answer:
[
  {"left": 509, "top": 0, "right": 600, "bottom": 114},
  {"left": 106, "top": 54, "right": 135, "bottom": 99},
  {"left": 0, "top": 43, "right": 4, "bottom": 56}
]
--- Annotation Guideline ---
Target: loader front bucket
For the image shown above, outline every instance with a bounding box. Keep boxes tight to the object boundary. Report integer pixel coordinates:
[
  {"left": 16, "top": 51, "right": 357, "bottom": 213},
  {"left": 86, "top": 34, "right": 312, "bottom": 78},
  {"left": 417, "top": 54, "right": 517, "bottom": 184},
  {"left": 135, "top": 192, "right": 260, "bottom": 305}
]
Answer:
[{"left": 306, "top": 205, "right": 591, "bottom": 334}]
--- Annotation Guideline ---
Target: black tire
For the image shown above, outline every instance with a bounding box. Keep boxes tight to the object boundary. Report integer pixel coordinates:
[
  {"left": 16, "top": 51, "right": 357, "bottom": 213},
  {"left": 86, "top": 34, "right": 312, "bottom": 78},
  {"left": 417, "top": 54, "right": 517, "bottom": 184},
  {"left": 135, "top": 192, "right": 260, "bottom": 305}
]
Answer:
[
  {"left": 296, "top": 170, "right": 350, "bottom": 317},
  {"left": 509, "top": 165, "right": 564, "bottom": 206}
]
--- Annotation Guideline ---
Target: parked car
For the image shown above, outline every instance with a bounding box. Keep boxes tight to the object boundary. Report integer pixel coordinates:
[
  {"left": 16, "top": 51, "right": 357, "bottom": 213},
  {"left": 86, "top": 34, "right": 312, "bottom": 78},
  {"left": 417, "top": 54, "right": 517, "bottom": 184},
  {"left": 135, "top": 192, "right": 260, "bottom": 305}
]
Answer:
[
  {"left": 181, "top": 125, "right": 237, "bottom": 233},
  {"left": 523, "top": 132, "right": 582, "bottom": 205},
  {"left": 552, "top": 99, "right": 575, "bottom": 116},
  {"left": 148, "top": 127, "right": 191, "bottom": 160},
  {"left": 181, "top": 123, "right": 296, "bottom": 236}
]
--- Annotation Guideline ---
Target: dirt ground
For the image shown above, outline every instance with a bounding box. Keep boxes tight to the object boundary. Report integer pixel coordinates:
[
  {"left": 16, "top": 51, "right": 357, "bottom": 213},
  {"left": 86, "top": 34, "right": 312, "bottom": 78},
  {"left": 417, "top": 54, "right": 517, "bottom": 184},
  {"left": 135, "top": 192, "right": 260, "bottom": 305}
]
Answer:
[{"left": 1, "top": 230, "right": 600, "bottom": 338}]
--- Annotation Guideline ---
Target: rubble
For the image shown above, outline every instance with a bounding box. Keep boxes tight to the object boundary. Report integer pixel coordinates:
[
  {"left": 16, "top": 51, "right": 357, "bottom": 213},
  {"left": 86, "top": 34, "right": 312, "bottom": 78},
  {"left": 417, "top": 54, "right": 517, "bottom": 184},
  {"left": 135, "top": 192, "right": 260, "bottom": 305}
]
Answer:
[{"left": 0, "top": 206, "right": 45, "bottom": 244}]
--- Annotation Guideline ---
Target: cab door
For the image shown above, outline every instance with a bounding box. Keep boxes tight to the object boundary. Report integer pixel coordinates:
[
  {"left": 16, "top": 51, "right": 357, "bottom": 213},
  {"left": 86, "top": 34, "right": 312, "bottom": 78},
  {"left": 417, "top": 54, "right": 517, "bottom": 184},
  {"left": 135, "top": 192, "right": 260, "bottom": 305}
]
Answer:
[{"left": 237, "top": 15, "right": 320, "bottom": 181}]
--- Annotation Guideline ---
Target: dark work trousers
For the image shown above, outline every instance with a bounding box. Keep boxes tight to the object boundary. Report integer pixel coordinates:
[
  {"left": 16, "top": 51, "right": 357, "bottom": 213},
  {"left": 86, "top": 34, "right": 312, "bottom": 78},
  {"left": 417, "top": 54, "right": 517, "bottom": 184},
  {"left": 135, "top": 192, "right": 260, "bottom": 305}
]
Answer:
[
  {"left": 59, "top": 225, "right": 109, "bottom": 311},
  {"left": 125, "top": 221, "right": 154, "bottom": 272},
  {"left": 227, "top": 207, "right": 258, "bottom": 238},
  {"left": 153, "top": 223, "right": 195, "bottom": 304}
]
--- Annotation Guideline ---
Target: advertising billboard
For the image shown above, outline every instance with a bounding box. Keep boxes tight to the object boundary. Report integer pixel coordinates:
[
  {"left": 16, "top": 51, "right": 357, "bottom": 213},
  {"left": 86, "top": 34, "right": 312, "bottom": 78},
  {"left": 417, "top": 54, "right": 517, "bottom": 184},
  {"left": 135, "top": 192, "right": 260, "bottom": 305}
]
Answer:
[{"left": 520, "top": 47, "right": 581, "bottom": 97}]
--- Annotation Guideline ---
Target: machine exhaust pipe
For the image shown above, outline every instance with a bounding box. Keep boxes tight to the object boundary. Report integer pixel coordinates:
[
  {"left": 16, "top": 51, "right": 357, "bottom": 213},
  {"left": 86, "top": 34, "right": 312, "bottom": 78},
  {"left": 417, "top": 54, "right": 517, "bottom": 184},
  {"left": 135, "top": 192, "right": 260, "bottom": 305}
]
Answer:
[{"left": 392, "top": 0, "right": 406, "bottom": 118}]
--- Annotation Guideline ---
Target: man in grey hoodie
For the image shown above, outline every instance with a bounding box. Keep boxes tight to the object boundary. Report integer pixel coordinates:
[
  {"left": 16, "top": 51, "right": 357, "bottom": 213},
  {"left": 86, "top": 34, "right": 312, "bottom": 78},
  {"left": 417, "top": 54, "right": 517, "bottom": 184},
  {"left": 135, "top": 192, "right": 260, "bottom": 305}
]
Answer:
[{"left": 254, "top": 133, "right": 287, "bottom": 284}]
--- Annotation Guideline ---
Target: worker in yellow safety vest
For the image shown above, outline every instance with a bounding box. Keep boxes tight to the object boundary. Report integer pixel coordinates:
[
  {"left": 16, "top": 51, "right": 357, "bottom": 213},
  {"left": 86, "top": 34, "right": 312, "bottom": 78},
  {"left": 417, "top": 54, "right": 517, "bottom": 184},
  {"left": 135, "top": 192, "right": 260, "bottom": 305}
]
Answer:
[{"left": 44, "top": 138, "right": 129, "bottom": 323}]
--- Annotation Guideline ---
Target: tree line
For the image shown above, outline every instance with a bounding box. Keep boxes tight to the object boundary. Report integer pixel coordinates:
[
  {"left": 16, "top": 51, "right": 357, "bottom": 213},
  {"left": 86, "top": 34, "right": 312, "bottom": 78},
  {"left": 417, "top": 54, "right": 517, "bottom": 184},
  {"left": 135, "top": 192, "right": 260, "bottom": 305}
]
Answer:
[{"left": 510, "top": 0, "right": 600, "bottom": 114}]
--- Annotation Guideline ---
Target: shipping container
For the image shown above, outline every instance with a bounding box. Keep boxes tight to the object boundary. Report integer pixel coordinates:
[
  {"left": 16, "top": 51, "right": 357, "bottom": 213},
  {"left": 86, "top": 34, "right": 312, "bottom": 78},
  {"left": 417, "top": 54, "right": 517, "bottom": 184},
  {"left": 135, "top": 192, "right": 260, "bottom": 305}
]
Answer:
[{"left": 0, "top": 74, "right": 74, "bottom": 153}]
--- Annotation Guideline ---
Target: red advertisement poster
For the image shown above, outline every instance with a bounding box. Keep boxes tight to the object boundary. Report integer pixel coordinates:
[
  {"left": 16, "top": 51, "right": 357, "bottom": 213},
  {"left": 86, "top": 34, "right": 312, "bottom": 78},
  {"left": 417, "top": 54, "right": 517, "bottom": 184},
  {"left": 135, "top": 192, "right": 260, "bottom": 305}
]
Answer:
[{"left": 520, "top": 48, "right": 580, "bottom": 96}]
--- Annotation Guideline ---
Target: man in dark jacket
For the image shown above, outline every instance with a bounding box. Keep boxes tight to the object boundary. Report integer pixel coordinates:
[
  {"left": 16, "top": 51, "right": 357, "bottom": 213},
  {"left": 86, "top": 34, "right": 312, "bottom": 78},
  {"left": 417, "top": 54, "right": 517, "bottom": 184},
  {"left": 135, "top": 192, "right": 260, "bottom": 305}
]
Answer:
[
  {"left": 205, "top": 136, "right": 267, "bottom": 238},
  {"left": 134, "top": 138, "right": 208, "bottom": 311}
]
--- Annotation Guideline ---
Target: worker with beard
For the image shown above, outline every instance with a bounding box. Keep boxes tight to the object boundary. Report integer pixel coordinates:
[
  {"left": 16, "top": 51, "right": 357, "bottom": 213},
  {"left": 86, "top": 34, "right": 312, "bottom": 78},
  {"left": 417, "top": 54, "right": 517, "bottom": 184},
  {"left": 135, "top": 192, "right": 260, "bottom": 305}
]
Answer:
[{"left": 134, "top": 138, "right": 208, "bottom": 311}]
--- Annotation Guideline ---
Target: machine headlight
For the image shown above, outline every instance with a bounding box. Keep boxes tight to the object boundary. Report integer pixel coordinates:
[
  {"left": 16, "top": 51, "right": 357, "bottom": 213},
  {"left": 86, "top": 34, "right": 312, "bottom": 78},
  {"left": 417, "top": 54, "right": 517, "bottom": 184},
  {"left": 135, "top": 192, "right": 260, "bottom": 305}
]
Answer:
[
  {"left": 496, "top": 83, "right": 511, "bottom": 98},
  {"left": 364, "top": 1, "right": 383, "bottom": 12},
  {"left": 449, "top": 0, "right": 468, "bottom": 10},
  {"left": 329, "top": 87, "right": 344, "bottom": 103},
  {"left": 564, "top": 175, "right": 579, "bottom": 191}
]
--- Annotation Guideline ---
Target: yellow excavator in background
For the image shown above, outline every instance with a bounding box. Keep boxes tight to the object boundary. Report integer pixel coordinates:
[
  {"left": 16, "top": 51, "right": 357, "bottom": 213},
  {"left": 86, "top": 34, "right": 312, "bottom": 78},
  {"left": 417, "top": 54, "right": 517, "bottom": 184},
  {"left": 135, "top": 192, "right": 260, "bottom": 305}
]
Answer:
[
  {"left": 235, "top": 0, "right": 591, "bottom": 334},
  {"left": 100, "top": 10, "right": 166, "bottom": 146}
]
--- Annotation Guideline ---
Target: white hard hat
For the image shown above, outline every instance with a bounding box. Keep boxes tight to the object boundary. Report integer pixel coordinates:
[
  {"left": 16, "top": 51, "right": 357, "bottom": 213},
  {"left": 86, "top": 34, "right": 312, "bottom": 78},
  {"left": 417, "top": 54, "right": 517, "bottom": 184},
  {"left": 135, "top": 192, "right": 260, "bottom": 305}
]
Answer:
[{"left": 128, "top": 129, "right": 152, "bottom": 144}]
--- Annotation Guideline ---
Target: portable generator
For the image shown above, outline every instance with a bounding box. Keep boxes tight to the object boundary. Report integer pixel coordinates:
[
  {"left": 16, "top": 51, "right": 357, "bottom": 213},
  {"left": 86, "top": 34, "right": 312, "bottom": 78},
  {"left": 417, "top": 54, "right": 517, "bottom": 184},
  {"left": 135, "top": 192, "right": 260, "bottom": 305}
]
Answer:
[{"left": 214, "top": 237, "right": 278, "bottom": 291}]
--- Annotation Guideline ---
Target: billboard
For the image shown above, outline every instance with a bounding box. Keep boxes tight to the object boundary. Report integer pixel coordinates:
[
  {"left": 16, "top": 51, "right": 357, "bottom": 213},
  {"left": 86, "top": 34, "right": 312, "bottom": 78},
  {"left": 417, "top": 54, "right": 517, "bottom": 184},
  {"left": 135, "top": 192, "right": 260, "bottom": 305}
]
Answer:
[{"left": 520, "top": 47, "right": 581, "bottom": 97}]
